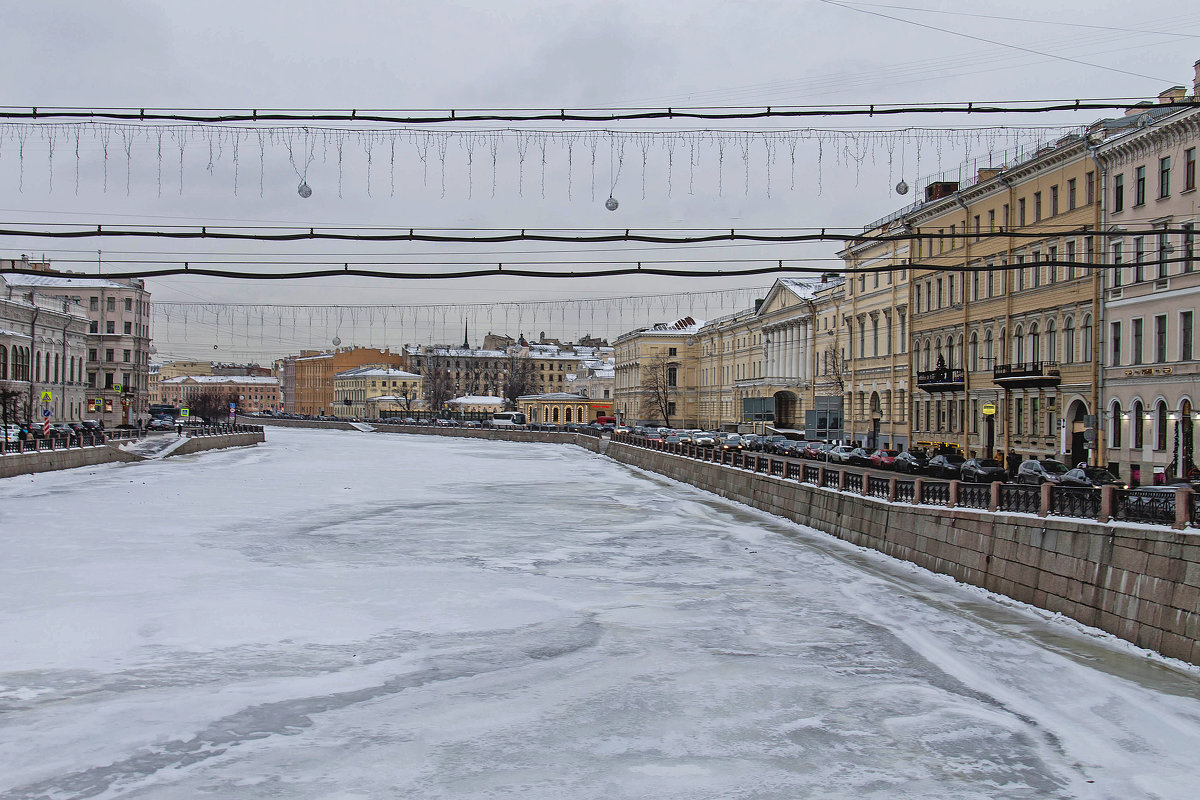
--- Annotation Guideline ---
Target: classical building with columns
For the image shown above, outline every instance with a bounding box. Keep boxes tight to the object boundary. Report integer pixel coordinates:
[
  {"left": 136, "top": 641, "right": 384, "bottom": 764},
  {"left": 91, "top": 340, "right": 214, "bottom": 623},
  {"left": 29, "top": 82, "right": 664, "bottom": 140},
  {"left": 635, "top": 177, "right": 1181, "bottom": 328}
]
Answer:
[{"left": 754, "top": 277, "right": 827, "bottom": 430}]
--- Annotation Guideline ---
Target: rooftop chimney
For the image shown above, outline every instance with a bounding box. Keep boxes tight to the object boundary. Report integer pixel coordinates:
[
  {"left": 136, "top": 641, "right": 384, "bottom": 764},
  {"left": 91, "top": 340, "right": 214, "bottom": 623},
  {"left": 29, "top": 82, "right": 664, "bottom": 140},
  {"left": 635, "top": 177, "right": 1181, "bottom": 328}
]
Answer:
[{"left": 1159, "top": 86, "right": 1186, "bottom": 104}]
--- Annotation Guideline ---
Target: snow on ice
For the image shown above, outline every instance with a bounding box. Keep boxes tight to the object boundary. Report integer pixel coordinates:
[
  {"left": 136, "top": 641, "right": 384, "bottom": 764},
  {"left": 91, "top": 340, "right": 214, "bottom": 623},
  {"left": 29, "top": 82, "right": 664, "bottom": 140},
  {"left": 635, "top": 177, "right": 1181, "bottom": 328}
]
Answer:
[{"left": 2, "top": 426, "right": 1200, "bottom": 799}]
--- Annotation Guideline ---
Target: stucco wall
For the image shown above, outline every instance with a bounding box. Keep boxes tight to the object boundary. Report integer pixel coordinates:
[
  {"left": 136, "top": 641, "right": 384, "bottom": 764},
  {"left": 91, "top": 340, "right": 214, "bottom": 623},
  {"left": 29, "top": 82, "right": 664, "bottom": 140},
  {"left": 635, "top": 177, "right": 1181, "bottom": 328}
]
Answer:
[{"left": 605, "top": 441, "right": 1200, "bottom": 667}]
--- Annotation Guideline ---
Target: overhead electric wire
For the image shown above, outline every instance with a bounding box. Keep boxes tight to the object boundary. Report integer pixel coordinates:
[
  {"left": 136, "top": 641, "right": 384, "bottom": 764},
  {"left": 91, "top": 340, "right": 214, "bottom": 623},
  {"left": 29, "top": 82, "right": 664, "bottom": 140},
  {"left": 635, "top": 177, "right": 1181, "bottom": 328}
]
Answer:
[
  {"left": 0, "top": 223, "right": 1184, "bottom": 245},
  {"left": 2, "top": 98, "right": 1196, "bottom": 125},
  {"left": 1, "top": 256, "right": 1187, "bottom": 282},
  {"left": 814, "top": 0, "right": 1175, "bottom": 84}
]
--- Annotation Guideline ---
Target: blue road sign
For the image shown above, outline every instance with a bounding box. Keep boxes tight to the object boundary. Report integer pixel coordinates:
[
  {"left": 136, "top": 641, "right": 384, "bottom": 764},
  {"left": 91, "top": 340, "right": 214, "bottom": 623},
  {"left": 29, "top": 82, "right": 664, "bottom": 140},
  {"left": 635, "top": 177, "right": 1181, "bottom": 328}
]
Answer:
[{"left": 42, "top": 408, "right": 51, "bottom": 418}]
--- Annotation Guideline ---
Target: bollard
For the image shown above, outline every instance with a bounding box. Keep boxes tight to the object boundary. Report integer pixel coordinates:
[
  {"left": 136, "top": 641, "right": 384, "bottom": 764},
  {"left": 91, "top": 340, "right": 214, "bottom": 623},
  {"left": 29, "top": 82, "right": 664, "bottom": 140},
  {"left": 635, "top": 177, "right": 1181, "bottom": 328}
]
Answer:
[
  {"left": 989, "top": 480, "right": 1002, "bottom": 512},
  {"left": 948, "top": 479, "right": 959, "bottom": 507},
  {"left": 1039, "top": 481, "right": 1052, "bottom": 517},
  {"left": 913, "top": 477, "right": 924, "bottom": 504}
]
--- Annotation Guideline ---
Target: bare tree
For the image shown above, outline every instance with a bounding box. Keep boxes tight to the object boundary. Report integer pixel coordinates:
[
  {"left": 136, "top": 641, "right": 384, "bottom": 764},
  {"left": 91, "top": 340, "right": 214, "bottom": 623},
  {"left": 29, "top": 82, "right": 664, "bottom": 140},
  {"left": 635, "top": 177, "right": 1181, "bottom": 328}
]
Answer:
[
  {"left": 187, "top": 388, "right": 237, "bottom": 423},
  {"left": 0, "top": 382, "right": 23, "bottom": 432},
  {"left": 422, "top": 352, "right": 454, "bottom": 414},
  {"left": 639, "top": 352, "right": 677, "bottom": 427},
  {"left": 502, "top": 351, "right": 536, "bottom": 409},
  {"left": 821, "top": 344, "right": 847, "bottom": 393}
]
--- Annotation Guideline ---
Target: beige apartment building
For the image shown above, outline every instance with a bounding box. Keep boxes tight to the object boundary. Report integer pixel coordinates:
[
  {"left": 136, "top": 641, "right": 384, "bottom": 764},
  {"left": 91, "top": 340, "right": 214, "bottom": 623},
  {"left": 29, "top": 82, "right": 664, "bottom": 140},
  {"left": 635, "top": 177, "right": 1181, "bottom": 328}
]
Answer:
[
  {"left": 901, "top": 132, "right": 1102, "bottom": 464},
  {"left": 294, "top": 347, "right": 407, "bottom": 416},
  {"left": 837, "top": 234, "right": 912, "bottom": 450},
  {"left": 0, "top": 278, "right": 90, "bottom": 424},
  {"left": 3, "top": 267, "right": 153, "bottom": 427},
  {"left": 613, "top": 317, "right": 702, "bottom": 427},
  {"left": 333, "top": 366, "right": 423, "bottom": 418},
  {"left": 159, "top": 375, "right": 281, "bottom": 414},
  {"left": 1098, "top": 87, "right": 1200, "bottom": 483}
]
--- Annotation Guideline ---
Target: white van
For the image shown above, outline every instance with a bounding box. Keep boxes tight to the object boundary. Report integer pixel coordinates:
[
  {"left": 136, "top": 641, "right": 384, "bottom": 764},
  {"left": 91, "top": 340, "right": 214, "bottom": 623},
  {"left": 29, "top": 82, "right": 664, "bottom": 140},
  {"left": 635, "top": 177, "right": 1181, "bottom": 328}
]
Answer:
[{"left": 2, "top": 424, "right": 23, "bottom": 443}]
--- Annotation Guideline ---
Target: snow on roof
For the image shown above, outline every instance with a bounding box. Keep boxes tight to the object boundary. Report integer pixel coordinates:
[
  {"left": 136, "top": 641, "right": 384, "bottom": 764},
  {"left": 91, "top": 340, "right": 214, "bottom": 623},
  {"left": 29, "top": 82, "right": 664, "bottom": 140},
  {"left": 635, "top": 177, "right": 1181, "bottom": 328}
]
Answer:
[
  {"left": 334, "top": 366, "right": 421, "bottom": 379},
  {"left": 517, "top": 392, "right": 590, "bottom": 400},
  {"left": 162, "top": 375, "right": 279, "bottom": 385},
  {"left": 3, "top": 274, "right": 138, "bottom": 290},
  {"left": 448, "top": 395, "right": 505, "bottom": 405},
  {"left": 0, "top": 328, "right": 32, "bottom": 339},
  {"left": 779, "top": 276, "right": 840, "bottom": 299}
]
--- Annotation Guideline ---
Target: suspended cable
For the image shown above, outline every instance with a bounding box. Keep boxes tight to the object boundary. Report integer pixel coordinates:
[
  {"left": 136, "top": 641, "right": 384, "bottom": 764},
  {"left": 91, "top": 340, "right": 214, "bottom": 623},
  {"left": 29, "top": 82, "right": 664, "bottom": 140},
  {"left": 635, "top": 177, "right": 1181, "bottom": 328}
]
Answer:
[{"left": 2, "top": 99, "right": 1195, "bottom": 124}]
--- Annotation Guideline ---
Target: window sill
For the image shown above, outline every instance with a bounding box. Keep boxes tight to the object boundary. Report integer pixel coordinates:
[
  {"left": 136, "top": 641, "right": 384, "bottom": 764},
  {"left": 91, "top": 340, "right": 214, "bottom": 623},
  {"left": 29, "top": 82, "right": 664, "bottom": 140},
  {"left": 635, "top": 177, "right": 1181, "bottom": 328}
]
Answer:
[{"left": 1182, "top": 187, "right": 1197, "bottom": 195}]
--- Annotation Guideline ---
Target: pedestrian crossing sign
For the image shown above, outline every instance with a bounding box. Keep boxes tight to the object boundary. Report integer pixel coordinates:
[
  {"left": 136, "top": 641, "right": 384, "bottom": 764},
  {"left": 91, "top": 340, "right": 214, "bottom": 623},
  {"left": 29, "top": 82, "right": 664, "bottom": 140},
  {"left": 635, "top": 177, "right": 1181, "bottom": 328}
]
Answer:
[
  {"left": 180, "top": 408, "right": 190, "bottom": 417},
  {"left": 40, "top": 391, "right": 53, "bottom": 403}
]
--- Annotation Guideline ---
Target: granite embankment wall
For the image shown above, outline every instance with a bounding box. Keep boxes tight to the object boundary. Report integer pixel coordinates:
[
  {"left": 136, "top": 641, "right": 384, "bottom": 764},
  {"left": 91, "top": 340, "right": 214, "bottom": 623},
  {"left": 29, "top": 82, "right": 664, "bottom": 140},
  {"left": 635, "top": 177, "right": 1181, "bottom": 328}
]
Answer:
[
  {"left": 0, "top": 431, "right": 265, "bottom": 478},
  {"left": 606, "top": 441, "right": 1200, "bottom": 667}
]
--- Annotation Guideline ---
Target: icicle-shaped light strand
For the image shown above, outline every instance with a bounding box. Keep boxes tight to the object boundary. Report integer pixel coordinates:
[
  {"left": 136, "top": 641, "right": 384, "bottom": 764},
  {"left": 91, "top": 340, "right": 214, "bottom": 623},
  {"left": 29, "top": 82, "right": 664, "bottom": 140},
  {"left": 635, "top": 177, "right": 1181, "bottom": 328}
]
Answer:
[
  {"left": 257, "top": 129, "right": 266, "bottom": 198},
  {"left": 45, "top": 126, "right": 56, "bottom": 194},
  {"left": 74, "top": 127, "right": 80, "bottom": 195},
  {"left": 515, "top": 132, "right": 529, "bottom": 197},
  {"left": 175, "top": 127, "right": 188, "bottom": 195}
]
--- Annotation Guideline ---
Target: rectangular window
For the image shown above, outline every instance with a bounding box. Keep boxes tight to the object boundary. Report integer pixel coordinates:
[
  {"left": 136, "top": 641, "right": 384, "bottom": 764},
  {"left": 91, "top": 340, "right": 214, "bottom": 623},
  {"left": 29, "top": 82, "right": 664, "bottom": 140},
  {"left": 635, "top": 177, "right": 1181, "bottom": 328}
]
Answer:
[
  {"left": 1183, "top": 310, "right": 1194, "bottom": 361},
  {"left": 105, "top": 320, "right": 114, "bottom": 334},
  {"left": 1112, "top": 241, "right": 1124, "bottom": 287},
  {"left": 973, "top": 214, "right": 980, "bottom": 241},
  {"left": 124, "top": 297, "right": 133, "bottom": 312},
  {"left": 668, "top": 347, "right": 677, "bottom": 356},
  {"left": 1134, "top": 236, "right": 1146, "bottom": 283},
  {"left": 123, "top": 321, "right": 132, "bottom": 334},
  {"left": 1158, "top": 228, "right": 1171, "bottom": 278},
  {"left": 1034, "top": 191, "right": 1042, "bottom": 221},
  {"left": 1114, "top": 173, "right": 1125, "bottom": 212},
  {"left": 89, "top": 320, "right": 98, "bottom": 333},
  {"left": 1018, "top": 198, "right": 1027, "bottom": 226},
  {"left": 1185, "top": 222, "right": 1196, "bottom": 273},
  {"left": 1067, "top": 178, "right": 1077, "bottom": 210},
  {"left": 1186, "top": 148, "right": 1197, "bottom": 191},
  {"left": 1160, "top": 156, "right": 1171, "bottom": 198},
  {"left": 1003, "top": 203, "right": 1010, "bottom": 228},
  {"left": 104, "top": 373, "right": 114, "bottom": 389},
  {"left": 104, "top": 349, "right": 113, "bottom": 362},
  {"left": 1048, "top": 245, "right": 1058, "bottom": 283},
  {"left": 1135, "top": 165, "right": 1146, "bottom": 205},
  {"left": 667, "top": 367, "right": 677, "bottom": 387},
  {"left": 106, "top": 296, "right": 115, "bottom": 312},
  {"left": 1066, "top": 240, "right": 1076, "bottom": 278},
  {"left": 1155, "top": 315, "right": 1167, "bottom": 363},
  {"left": 123, "top": 349, "right": 131, "bottom": 363},
  {"left": 1051, "top": 186, "right": 1059, "bottom": 216},
  {"left": 1111, "top": 321, "right": 1122, "bottom": 366},
  {"left": 87, "top": 371, "right": 96, "bottom": 388},
  {"left": 1132, "top": 318, "right": 1144, "bottom": 365},
  {"left": 1086, "top": 171, "right": 1096, "bottom": 205},
  {"left": 89, "top": 297, "right": 98, "bottom": 311},
  {"left": 988, "top": 208, "right": 995, "bottom": 232},
  {"left": 88, "top": 348, "right": 97, "bottom": 362}
]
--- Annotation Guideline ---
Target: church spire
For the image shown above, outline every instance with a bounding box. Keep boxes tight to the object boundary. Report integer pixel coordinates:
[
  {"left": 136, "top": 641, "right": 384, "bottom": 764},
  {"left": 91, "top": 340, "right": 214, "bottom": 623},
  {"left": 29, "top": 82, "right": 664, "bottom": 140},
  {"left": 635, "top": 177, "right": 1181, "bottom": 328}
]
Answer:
[{"left": 462, "top": 318, "right": 469, "bottom": 349}]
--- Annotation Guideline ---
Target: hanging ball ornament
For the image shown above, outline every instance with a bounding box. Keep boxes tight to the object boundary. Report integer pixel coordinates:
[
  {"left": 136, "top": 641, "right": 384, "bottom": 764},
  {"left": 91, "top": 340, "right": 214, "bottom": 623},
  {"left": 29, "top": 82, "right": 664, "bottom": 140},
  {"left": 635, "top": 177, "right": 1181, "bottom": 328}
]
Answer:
[
  {"left": 895, "top": 179, "right": 910, "bottom": 196},
  {"left": 332, "top": 336, "right": 342, "bottom": 347},
  {"left": 605, "top": 195, "right": 619, "bottom": 211},
  {"left": 298, "top": 180, "right": 313, "bottom": 199}
]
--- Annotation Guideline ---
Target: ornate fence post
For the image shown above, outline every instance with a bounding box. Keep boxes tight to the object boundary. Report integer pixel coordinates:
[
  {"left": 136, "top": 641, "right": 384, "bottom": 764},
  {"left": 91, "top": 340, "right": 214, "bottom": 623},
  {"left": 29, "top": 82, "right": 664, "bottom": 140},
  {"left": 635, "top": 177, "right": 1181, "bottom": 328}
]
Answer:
[{"left": 1174, "top": 487, "right": 1192, "bottom": 530}]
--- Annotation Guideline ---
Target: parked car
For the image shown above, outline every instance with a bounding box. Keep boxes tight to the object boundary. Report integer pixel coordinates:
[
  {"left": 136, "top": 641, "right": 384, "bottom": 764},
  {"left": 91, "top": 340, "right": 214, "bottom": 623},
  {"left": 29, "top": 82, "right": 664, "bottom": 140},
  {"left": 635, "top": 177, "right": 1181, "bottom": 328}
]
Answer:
[
  {"left": 869, "top": 449, "right": 901, "bottom": 469},
  {"left": 827, "top": 444, "right": 856, "bottom": 464},
  {"left": 1061, "top": 466, "right": 1125, "bottom": 488},
  {"left": 801, "top": 441, "right": 826, "bottom": 459},
  {"left": 148, "top": 418, "right": 174, "bottom": 431},
  {"left": 1016, "top": 458, "right": 1071, "bottom": 485},
  {"left": 719, "top": 435, "right": 746, "bottom": 451},
  {"left": 960, "top": 458, "right": 1008, "bottom": 483},
  {"left": 775, "top": 440, "right": 805, "bottom": 456},
  {"left": 893, "top": 450, "right": 927, "bottom": 474},
  {"left": 757, "top": 435, "right": 787, "bottom": 454},
  {"left": 847, "top": 447, "right": 873, "bottom": 467},
  {"left": 691, "top": 432, "right": 717, "bottom": 447},
  {"left": 927, "top": 453, "right": 966, "bottom": 479}
]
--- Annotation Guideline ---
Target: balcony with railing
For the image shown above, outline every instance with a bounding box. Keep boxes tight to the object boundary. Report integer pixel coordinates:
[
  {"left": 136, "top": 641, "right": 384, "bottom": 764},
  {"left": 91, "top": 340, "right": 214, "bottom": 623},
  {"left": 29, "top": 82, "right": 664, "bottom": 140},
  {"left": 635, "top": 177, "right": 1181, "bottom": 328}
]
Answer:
[
  {"left": 993, "top": 361, "right": 1061, "bottom": 387},
  {"left": 916, "top": 367, "right": 965, "bottom": 393}
]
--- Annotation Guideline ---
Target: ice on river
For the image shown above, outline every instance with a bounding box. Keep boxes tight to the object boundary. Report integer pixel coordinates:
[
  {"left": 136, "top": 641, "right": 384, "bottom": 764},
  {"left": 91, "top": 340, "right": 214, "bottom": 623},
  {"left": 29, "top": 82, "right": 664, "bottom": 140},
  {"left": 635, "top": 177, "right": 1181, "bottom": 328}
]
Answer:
[{"left": 2, "top": 427, "right": 1200, "bottom": 799}]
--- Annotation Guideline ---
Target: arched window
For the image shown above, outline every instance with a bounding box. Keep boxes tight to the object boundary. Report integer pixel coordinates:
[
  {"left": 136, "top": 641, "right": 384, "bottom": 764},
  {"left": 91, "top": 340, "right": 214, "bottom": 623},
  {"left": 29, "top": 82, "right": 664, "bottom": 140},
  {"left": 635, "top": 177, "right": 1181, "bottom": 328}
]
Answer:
[
  {"left": 935, "top": 337, "right": 943, "bottom": 367},
  {"left": 53, "top": 353, "right": 59, "bottom": 383},
  {"left": 1064, "top": 317, "right": 1075, "bottom": 363},
  {"left": 565, "top": 406, "right": 572, "bottom": 422},
  {"left": 1157, "top": 400, "right": 1169, "bottom": 451},
  {"left": 1013, "top": 327, "right": 1025, "bottom": 365},
  {"left": 34, "top": 351, "right": 41, "bottom": 382},
  {"left": 984, "top": 329, "right": 994, "bottom": 367},
  {"left": 552, "top": 406, "right": 560, "bottom": 423},
  {"left": 0, "top": 345, "right": 7, "bottom": 380},
  {"left": 1133, "top": 400, "right": 1145, "bottom": 449},
  {"left": 1082, "top": 315, "right": 1093, "bottom": 361},
  {"left": 1046, "top": 320, "right": 1058, "bottom": 363},
  {"left": 1030, "top": 323, "right": 1041, "bottom": 363},
  {"left": 969, "top": 332, "right": 979, "bottom": 372},
  {"left": 1111, "top": 401, "right": 1123, "bottom": 448},
  {"left": 923, "top": 340, "right": 931, "bottom": 371}
]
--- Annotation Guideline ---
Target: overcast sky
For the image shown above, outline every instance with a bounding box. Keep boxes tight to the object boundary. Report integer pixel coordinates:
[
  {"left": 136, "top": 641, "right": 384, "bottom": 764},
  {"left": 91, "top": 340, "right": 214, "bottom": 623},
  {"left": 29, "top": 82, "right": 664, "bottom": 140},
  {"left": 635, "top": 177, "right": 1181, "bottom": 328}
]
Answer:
[{"left": 5, "top": 0, "right": 1200, "bottom": 361}]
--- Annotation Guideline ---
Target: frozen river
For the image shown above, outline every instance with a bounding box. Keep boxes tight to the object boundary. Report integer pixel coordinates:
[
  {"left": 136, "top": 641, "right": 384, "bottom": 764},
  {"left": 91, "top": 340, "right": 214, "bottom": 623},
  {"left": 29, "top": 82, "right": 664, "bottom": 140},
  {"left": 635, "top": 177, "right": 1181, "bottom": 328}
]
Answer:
[{"left": 3, "top": 427, "right": 1200, "bottom": 799}]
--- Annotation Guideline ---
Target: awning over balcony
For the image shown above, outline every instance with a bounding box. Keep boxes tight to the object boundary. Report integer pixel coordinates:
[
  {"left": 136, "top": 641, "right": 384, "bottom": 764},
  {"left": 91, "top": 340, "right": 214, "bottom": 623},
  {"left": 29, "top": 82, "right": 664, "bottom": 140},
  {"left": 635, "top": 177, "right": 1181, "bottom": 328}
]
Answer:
[
  {"left": 916, "top": 367, "right": 964, "bottom": 393},
  {"left": 993, "top": 361, "right": 1061, "bottom": 387}
]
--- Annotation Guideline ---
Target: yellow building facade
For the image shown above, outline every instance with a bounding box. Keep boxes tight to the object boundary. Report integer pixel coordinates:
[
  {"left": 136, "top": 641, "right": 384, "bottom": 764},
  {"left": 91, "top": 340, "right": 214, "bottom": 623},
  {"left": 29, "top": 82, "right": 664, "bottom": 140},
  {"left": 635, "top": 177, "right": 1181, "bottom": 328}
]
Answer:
[{"left": 613, "top": 317, "right": 702, "bottom": 427}]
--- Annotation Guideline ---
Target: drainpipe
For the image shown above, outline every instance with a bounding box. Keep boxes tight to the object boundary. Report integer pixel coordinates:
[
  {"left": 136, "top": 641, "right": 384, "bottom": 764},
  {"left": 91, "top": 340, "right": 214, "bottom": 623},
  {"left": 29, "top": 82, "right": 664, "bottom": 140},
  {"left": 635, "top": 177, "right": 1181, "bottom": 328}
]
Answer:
[
  {"left": 1089, "top": 138, "right": 1108, "bottom": 470},
  {"left": 997, "top": 173, "right": 1016, "bottom": 458},
  {"left": 956, "top": 194, "right": 972, "bottom": 456}
]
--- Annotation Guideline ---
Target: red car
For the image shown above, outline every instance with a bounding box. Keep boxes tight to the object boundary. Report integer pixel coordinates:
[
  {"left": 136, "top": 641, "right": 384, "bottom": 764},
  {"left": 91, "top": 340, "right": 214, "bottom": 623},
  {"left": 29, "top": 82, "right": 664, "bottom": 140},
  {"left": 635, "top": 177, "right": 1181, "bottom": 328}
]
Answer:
[
  {"left": 869, "top": 449, "right": 901, "bottom": 469},
  {"left": 802, "top": 441, "right": 827, "bottom": 459}
]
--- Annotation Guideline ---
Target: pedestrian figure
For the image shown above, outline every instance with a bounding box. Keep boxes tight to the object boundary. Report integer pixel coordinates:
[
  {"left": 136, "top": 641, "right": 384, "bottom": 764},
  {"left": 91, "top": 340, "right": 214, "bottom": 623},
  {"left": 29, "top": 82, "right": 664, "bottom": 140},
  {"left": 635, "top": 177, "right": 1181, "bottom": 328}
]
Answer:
[{"left": 1006, "top": 449, "right": 1021, "bottom": 478}]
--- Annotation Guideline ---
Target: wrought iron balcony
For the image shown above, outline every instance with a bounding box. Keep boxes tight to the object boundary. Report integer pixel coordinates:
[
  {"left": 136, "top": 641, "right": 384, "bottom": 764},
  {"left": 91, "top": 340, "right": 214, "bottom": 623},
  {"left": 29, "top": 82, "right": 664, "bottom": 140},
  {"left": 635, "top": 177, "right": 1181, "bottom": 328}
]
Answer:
[
  {"left": 916, "top": 367, "right": 965, "bottom": 393},
  {"left": 993, "top": 361, "right": 1061, "bottom": 387}
]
